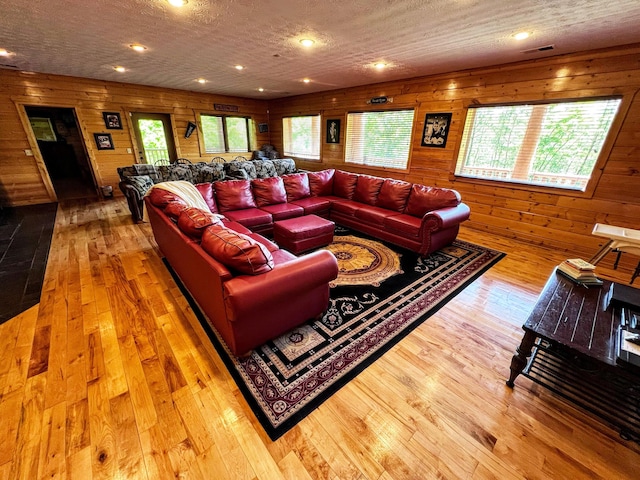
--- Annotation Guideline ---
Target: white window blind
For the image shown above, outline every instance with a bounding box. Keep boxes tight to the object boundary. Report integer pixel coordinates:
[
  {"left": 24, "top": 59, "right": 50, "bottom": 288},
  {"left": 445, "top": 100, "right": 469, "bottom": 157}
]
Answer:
[
  {"left": 455, "top": 98, "right": 621, "bottom": 190},
  {"left": 345, "top": 109, "right": 414, "bottom": 169},
  {"left": 201, "top": 115, "right": 225, "bottom": 153},
  {"left": 282, "top": 115, "right": 321, "bottom": 160}
]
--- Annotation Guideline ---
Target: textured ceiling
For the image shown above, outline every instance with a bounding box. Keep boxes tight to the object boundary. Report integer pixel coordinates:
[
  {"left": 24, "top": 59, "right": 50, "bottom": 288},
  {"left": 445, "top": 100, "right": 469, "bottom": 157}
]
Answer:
[{"left": 2, "top": 0, "right": 640, "bottom": 99}]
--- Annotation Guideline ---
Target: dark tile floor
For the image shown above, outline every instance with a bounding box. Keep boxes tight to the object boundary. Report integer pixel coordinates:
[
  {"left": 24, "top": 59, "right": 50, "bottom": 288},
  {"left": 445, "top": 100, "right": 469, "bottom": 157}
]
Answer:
[{"left": 0, "top": 203, "right": 57, "bottom": 324}]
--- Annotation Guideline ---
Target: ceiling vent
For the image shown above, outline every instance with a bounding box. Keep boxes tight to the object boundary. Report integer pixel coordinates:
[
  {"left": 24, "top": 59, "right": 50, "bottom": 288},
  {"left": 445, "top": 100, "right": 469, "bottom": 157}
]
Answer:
[
  {"left": 0, "top": 63, "right": 18, "bottom": 69},
  {"left": 521, "top": 45, "right": 555, "bottom": 54}
]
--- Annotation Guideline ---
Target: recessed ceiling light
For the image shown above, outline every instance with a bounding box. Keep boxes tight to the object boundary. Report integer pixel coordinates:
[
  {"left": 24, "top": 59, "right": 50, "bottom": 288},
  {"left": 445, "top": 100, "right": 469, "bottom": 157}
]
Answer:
[
  {"left": 299, "top": 39, "right": 315, "bottom": 47},
  {"left": 513, "top": 31, "right": 530, "bottom": 40},
  {"left": 113, "top": 66, "right": 126, "bottom": 72},
  {"left": 167, "top": 0, "right": 188, "bottom": 6},
  {"left": 258, "top": 87, "right": 264, "bottom": 92},
  {"left": 129, "top": 44, "right": 147, "bottom": 52},
  {"left": 196, "top": 78, "right": 206, "bottom": 84},
  {"left": 0, "top": 48, "right": 10, "bottom": 56},
  {"left": 303, "top": 78, "right": 311, "bottom": 83},
  {"left": 235, "top": 65, "right": 244, "bottom": 70},
  {"left": 374, "top": 62, "right": 387, "bottom": 70}
]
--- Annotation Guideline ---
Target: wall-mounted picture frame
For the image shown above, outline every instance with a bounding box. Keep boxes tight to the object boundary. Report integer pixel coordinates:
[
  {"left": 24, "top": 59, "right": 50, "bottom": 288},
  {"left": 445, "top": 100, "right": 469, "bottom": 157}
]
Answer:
[
  {"left": 258, "top": 123, "right": 269, "bottom": 133},
  {"left": 421, "top": 112, "right": 452, "bottom": 148},
  {"left": 326, "top": 119, "right": 340, "bottom": 144},
  {"left": 94, "top": 133, "right": 114, "bottom": 150},
  {"left": 103, "top": 111, "right": 122, "bottom": 129}
]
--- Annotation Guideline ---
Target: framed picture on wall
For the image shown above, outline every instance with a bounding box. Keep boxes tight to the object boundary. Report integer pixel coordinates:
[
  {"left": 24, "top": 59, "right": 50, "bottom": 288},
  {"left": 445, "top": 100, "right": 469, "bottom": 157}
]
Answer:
[
  {"left": 29, "top": 117, "right": 57, "bottom": 142},
  {"left": 258, "top": 123, "right": 269, "bottom": 133},
  {"left": 94, "top": 133, "right": 114, "bottom": 150},
  {"left": 326, "top": 119, "right": 340, "bottom": 144},
  {"left": 103, "top": 112, "right": 122, "bottom": 129},
  {"left": 421, "top": 112, "right": 452, "bottom": 148}
]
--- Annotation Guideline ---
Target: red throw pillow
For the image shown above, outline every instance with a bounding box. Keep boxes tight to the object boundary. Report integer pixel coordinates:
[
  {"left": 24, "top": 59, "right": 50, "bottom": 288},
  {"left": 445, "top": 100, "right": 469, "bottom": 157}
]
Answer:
[
  {"left": 195, "top": 183, "right": 217, "bottom": 213},
  {"left": 332, "top": 170, "right": 358, "bottom": 199},
  {"left": 353, "top": 175, "right": 384, "bottom": 206},
  {"left": 201, "top": 225, "right": 274, "bottom": 275},
  {"left": 251, "top": 177, "right": 287, "bottom": 207},
  {"left": 214, "top": 179, "right": 257, "bottom": 212},
  {"left": 177, "top": 207, "right": 221, "bottom": 239},
  {"left": 308, "top": 169, "right": 335, "bottom": 196},
  {"left": 147, "top": 188, "right": 187, "bottom": 208},
  {"left": 404, "top": 185, "right": 461, "bottom": 217},
  {"left": 377, "top": 179, "right": 412, "bottom": 212},
  {"left": 164, "top": 202, "right": 189, "bottom": 221},
  {"left": 282, "top": 173, "right": 310, "bottom": 202}
]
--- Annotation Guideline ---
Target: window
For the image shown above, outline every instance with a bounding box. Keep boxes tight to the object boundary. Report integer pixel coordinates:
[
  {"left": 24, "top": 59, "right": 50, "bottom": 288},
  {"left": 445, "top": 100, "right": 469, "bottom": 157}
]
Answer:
[
  {"left": 282, "top": 115, "right": 321, "bottom": 160},
  {"left": 345, "top": 110, "right": 415, "bottom": 169},
  {"left": 201, "top": 115, "right": 252, "bottom": 153},
  {"left": 455, "top": 98, "right": 621, "bottom": 191}
]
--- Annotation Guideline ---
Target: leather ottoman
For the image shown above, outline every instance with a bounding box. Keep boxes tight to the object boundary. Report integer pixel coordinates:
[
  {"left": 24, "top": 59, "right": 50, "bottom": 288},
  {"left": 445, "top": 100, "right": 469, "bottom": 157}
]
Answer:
[{"left": 273, "top": 215, "right": 335, "bottom": 254}]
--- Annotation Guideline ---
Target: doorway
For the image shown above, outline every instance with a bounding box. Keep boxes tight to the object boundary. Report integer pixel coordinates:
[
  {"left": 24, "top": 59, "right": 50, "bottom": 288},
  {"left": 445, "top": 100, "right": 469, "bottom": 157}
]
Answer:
[
  {"left": 25, "top": 106, "right": 98, "bottom": 200},
  {"left": 131, "top": 113, "right": 177, "bottom": 165}
]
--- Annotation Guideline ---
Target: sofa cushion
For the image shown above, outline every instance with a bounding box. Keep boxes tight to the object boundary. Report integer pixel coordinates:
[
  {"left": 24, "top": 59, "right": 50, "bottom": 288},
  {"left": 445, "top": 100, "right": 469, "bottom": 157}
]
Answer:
[
  {"left": 177, "top": 207, "right": 222, "bottom": 239},
  {"left": 192, "top": 162, "right": 225, "bottom": 184},
  {"left": 159, "top": 164, "right": 194, "bottom": 183},
  {"left": 353, "top": 175, "right": 384, "bottom": 206},
  {"left": 259, "top": 203, "right": 304, "bottom": 221},
  {"left": 290, "top": 197, "right": 331, "bottom": 216},
  {"left": 252, "top": 176, "right": 287, "bottom": 207},
  {"left": 147, "top": 188, "right": 188, "bottom": 209},
  {"left": 332, "top": 170, "right": 358, "bottom": 199},
  {"left": 195, "top": 183, "right": 217, "bottom": 213},
  {"left": 224, "top": 160, "right": 257, "bottom": 180},
  {"left": 354, "top": 205, "right": 399, "bottom": 225},
  {"left": 271, "top": 158, "right": 297, "bottom": 176},
  {"left": 201, "top": 225, "right": 274, "bottom": 275},
  {"left": 377, "top": 179, "right": 412, "bottom": 212},
  {"left": 404, "top": 185, "right": 461, "bottom": 218},
  {"left": 125, "top": 175, "right": 155, "bottom": 197},
  {"left": 308, "top": 169, "right": 335, "bottom": 196},
  {"left": 224, "top": 208, "right": 272, "bottom": 229},
  {"left": 252, "top": 159, "right": 278, "bottom": 178},
  {"left": 221, "top": 219, "right": 252, "bottom": 234},
  {"left": 282, "top": 173, "right": 310, "bottom": 202},
  {"left": 215, "top": 179, "right": 257, "bottom": 212},
  {"left": 383, "top": 214, "right": 422, "bottom": 238},
  {"left": 164, "top": 202, "right": 189, "bottom": 221},
  {"left": 331, "top": 198, "right": 361, "bottom": 217}
]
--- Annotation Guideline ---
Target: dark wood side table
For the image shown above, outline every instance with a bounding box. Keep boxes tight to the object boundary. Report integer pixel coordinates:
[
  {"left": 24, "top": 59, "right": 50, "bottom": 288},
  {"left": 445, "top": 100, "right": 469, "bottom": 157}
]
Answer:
[{"left": 507, "top": 270, "right": 640, "bottom": 441}]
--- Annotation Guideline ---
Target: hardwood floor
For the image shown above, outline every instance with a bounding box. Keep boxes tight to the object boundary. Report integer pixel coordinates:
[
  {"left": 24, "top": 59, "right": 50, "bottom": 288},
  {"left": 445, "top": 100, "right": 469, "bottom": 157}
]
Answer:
[{"left": 1, "top": 197, "right": 639, "bottom": 480}]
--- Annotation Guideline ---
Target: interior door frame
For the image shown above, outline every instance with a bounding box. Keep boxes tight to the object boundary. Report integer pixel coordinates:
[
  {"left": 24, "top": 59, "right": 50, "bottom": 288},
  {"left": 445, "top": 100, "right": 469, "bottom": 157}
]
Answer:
[
  {"left": 13, "top": 97, "right": 101, "bottom": 202},
  {"left": 129, "top": 112, "right": 178, "bottom": 164}
]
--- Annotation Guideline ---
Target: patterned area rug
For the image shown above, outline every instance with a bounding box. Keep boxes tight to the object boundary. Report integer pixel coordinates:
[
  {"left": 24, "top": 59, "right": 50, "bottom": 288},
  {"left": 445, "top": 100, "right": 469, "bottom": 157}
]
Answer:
[{"left": 174, "top": 231, "right": 505, "bottom": 440}]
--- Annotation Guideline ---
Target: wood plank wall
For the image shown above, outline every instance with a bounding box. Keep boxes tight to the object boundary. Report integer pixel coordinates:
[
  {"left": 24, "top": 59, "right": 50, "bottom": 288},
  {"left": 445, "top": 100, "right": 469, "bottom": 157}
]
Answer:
[
  {"left": 0, "top": 71, "right": 269, "bottom": 206},
  {"left": 267, "top": 44, "right": 640, "bottom": 261}
]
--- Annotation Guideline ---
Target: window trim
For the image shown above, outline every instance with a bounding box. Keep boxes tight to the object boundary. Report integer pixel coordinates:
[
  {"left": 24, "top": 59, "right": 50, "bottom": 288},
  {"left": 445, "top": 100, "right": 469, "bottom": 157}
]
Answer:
[
  {"left": 197, "top": 113, "right": 254, "bottom": 155},
  {"left": 449, "top": 94, "right": 630, "bottom": 198},
  {"left": 282, "top": 114, "right": 322, "bottom": 161},
  {"left": 344, "top": 108, "right": 416, "bottom": 172}
]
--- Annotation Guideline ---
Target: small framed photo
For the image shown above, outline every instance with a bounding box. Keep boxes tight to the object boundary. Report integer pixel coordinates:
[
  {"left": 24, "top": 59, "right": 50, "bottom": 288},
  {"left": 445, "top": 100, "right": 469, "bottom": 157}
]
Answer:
[
  {"left": 94, "top": 133, "right": 114, "bottom": 150},
  {"left": 326, "top": 119, "right": 340, "bottom": 144},
  {"left": 421, "top": 113, "right": 452, "bottom": 148},
  {"left": 103, "top": 112, "right": 122, "bottom": 129},
  {"left": 258, "top": 123, "right": 269, "bottom": 133}
]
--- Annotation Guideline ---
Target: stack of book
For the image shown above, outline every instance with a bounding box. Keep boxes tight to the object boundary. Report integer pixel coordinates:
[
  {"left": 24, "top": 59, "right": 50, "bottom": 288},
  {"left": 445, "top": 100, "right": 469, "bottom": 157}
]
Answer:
[{"left": 556, "top": 258, "right": 603, "bottom": 286}]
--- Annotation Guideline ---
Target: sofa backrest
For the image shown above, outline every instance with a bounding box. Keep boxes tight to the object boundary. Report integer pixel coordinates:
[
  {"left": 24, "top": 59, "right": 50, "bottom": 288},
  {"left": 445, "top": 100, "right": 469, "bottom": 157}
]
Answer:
[
  {"left": 215, "top": 179, "right": 257, "bottom": 212},
  {"left": 252, "top": 177, "right": 287, "bottom": 207},
  {"left": 353, "top": 175, "right": 384, "bottom": 206},
  {"left": 333, "top": 170, "right": 358, "bottom": 199},
  {"left": 377, "top": 179, "right": 412, "bottom": 212},
  {"left": 404, "top": 184, "right": 461, "bottom": 217},
  {"left": 308, "top": 169, "right": 334, "bottom": 196}
]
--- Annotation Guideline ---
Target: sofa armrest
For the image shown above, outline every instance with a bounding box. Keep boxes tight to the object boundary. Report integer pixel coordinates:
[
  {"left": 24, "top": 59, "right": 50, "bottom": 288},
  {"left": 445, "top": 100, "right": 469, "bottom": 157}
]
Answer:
[
  {"left": 223, "top": 250, "right": 338, "bottom": 321},
  {"left": 422, "top": 202, "right": 470, "bottom": 231},
  {"left": 119, "top": 181, "right": 146, "bottom": 222}
]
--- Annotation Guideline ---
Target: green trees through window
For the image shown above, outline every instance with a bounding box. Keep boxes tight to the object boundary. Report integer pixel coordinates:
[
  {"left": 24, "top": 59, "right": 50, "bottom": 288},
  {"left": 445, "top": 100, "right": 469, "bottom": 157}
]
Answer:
[
  {"left": 201, "top": 115, "right": 251, "bottom": 153},
  {"left": 456, "top": 98, "right": 621, "bottom": 190}
]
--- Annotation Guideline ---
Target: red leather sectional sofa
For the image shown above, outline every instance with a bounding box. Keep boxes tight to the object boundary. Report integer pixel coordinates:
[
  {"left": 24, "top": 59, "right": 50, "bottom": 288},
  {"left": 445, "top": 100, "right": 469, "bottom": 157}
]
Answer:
[
  {"left": 207, "top": 168, "right": 470, "bottom": 256},
  {"left": 145, "top": 168, "right": 470, "bottom": 355}
]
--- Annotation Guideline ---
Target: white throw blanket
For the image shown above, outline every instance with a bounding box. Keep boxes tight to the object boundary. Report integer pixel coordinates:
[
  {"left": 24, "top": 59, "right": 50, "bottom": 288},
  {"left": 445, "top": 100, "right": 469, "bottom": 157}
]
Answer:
[{"left": 146, "top": 181, "right": 213, "bottom": 213}]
